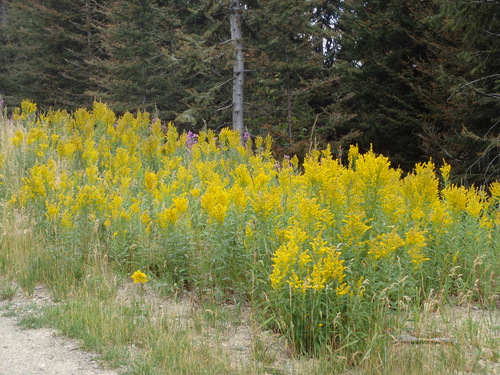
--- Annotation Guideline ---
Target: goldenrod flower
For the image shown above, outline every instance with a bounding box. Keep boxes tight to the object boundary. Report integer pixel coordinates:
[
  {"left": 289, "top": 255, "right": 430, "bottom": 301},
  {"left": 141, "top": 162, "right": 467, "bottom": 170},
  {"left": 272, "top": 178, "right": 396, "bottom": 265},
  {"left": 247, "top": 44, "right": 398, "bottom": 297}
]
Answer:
[
  {"left": 131, "top": 270, "right": 148, "bottom": 284},
  {"left": 10, "top": 130, "right": 25, "bottom": 147},
  {"left": 145, "top": 171, "right": 158, "bottom": 191},
  {"left": 440, "top": 160, "right": 451, "bottom": 185}
]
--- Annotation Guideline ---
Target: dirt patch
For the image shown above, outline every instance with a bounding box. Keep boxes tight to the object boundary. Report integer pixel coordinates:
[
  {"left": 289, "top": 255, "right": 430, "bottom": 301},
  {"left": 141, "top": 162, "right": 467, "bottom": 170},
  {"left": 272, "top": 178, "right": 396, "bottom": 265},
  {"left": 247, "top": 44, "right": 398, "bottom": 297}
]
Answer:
[
  {"left": 1, "top": 281, "right": 498, "bottom": 375},
  {"left": 0, "top": 286, "right": 118, "bottom": 375}
]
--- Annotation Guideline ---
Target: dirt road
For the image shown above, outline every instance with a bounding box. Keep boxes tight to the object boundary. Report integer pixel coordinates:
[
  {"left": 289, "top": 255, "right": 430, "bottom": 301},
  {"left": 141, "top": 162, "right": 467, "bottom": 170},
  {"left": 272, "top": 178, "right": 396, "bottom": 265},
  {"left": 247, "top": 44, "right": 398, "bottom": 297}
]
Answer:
[{"left": 0, "top": 291, "right": 118, "bottom": 375}]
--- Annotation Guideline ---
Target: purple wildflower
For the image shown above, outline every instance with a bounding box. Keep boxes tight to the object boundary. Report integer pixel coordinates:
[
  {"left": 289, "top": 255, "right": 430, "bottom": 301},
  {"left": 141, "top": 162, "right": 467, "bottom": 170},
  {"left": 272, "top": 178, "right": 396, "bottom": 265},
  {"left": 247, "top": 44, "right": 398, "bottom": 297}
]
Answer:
[{"left": 186, "top": 131, "right": 198, "bottom": 148}]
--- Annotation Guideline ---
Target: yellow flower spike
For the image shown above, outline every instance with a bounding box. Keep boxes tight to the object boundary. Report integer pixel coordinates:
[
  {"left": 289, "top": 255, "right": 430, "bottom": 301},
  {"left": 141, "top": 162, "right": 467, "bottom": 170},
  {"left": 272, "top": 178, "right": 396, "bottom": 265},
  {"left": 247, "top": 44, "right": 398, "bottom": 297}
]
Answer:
[
  {"left": 348, "top": 144, "right": 360, "bottom": 169},
  {"left": 210, "top": 203, "right": 228, "bottom": 224},
  {"left": 82, "top": 139, "right": 99, "bottom": 166},
  {"left": 45, "top": 200, "right": 60, "bottom": 220},
  {"left": 26, "top": 127, "right": 48, "bottom": 146},
  {"left": 465, "top": 188, "right": 484, "bottom": 218},
  {"left": 20, "top": 99, "right": 37, "bottom": 118},
  {"left": 219, "top": 127, "right": 240, "bottom": 149},
  {"left": 368, "top": 230, "right": 405, "bottom": 260},
  {"left": 92, "top": 101, "right": 116, "bottom": 132},
  {"left": 60, "top": 210, "right": 74, "bottom": 229},
  {"left": 201, "top": 184, "right": 230, "bottom": 223},
  {"left": 255, "top": 136, "right": 264, "bottom": 150},
  {"left": 489, "top": 181, "right": 500, "bottom": 201},
  {"left": 230, "top": 184, "right": 247, "bottom": 211},
  {"left": 190, "top": 188, "right": 201, "bottom": 198},
  {"left": 270, "top": 225, "right": 348, "bottom": 292},
  {"left": 244, "top": 222, "right": 255, "bottom": 245},
  {"left": 145, "top": 171, "right": 158, "bottom": 191},
  {"left": 173, "top": 193, "right": 189, "bottom": 214},
  {"left": 442, "top": 185, "right": 468, "bottom": 214},
  {"left": 440, "top": 160, "right": 451, "bottom": 185},
  {"left": 140, "top": 211, "right": 152, "bottom": 225},
  {"left": 264, "top": 133, "right": 273, "bottom": 152},
  {"left": 10, "top": 130, "right": 25, "bottom": 147},
  {"left": 157, "top": 206, "right": 179, "bottom": 227},
  {"left": 405, "top": 227, "right": 429, "bottom": 268},
  {"left": 131, "top": 270, "right": 148, "bottom": 284},
  {"left": 335, "top": 282, "right": 350, "bottom": 296},
  {"left": 298, "top": 250, "right": 312, "bottom": 268},
  {"left": 249, "top": 189, "right": 280, "bottom": 219},
  {"left": 355, "top": 276, "right": 366, "bottom": 297},
  {"left": 339, "top": 210, "right": 372, "bottom": 247}
]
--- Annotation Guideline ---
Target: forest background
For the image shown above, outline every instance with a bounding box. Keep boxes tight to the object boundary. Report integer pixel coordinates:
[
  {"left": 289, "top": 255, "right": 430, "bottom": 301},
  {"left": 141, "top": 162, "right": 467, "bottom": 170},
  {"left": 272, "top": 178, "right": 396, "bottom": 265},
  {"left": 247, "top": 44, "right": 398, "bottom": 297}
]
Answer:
[{"left": 0, "top": 0, "right": 498, "bottom": 185}]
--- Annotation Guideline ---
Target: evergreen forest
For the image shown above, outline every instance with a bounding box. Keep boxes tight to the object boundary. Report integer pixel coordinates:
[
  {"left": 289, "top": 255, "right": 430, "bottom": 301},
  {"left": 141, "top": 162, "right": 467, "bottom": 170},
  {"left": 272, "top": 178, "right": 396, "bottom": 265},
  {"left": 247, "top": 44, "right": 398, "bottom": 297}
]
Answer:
[{"left": 0, "top": 0, "right": 499, "bottom": 185}]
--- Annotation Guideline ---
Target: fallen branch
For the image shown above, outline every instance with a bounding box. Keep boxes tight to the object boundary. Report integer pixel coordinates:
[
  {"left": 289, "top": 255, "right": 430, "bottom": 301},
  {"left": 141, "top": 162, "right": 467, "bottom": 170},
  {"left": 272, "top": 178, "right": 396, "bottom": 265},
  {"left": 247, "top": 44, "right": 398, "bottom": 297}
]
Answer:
[{"left": 393, "top": 334, "right": 458, "bottom": 345}]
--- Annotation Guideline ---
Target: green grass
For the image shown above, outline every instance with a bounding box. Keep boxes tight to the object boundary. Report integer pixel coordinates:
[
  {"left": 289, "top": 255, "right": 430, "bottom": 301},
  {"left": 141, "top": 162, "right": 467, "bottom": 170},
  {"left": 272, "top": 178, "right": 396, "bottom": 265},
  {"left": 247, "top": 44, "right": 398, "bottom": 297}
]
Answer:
[{"left": 1, "top": 270, "right": 497, "bottom": 374}]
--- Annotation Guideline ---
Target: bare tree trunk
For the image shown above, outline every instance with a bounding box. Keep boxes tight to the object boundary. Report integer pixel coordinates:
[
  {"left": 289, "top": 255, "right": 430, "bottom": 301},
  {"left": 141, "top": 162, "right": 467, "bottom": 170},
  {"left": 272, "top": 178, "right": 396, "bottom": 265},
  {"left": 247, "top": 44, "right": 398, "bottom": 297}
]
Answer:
[
  {"left": 230, "top": 0, "right": 244, "bottom": 134},
  {"left": 287, "top": 72, "right": 293, "bottom": 141},
  {"left": 1, "top": 0, "right": 7, "bottom": 27},
  {"left": 85, "top": 0, "right": 92, "bottom": 58}
]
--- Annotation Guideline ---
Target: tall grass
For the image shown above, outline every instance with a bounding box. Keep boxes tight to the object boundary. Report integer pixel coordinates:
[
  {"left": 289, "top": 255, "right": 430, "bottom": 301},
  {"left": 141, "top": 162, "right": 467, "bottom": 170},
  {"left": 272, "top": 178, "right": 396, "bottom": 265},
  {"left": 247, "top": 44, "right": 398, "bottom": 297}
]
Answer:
[{"left": 0, "top": 100, "right": 498, "bottom": 366}]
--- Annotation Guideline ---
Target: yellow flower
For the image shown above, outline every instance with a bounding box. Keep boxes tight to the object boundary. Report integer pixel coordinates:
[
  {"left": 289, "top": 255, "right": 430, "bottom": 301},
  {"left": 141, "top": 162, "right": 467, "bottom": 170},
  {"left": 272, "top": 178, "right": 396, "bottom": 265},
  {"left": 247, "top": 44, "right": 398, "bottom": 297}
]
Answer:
[
  {"left": 14, "top": 99, "right": 37, "bottom": 120},
  {"left": 338, "top": 210, "right": 372, "bottom": 247},
  {"left": 348, "top": 144, "right": 360, "bottom": 169},
  {"left": 230, "top": 184, "right": 248, "bottom": 211},
  {"left": 490, "top": 181, "right": 500, "bottom": 201},
  {"left": 440, "top": 160, "right": 451, "bottom": 185},
  {"left": 335, "top": 282, "right": 350, "bottom": 296},
  {"left": 145, "top": 171, "right": 158, "bottom": 191},
  {"left": 201, "top": 184, "right": 230, "bottom": 223},
  {"left": 442, "top": 184, "right": 468, "bottom": 213},
  {"left": 131, "top": 270, "right": 148, "bottom": 284},
  {"left": 368, "top": 229, "right": 405, "bottom": 260},
  {"left": 218, "top": 127, "right": 241, "bottom": 149},
  {"left": 10, "top": 130, "right": 25, "bottom": 147},
  {"left": 157, "top": 206, "right": 179, "bottom": 227},
  {"left": 405, "top": 227, "right": 429, "bottom": 268},
  {"left": 270, "top": 227, "right": 347, "bottom": 292},
  {"left": 45, "top": 200, "right": 59, "bottom": 220},
  {"left": 172, "top": 193, "right": 189, "bottom": 214},
  {"left": 465, "top": 188, "right": 485, "bottom": 218},
  {"left": 190, "top": 188, "right": 201, "bottom": 198}
]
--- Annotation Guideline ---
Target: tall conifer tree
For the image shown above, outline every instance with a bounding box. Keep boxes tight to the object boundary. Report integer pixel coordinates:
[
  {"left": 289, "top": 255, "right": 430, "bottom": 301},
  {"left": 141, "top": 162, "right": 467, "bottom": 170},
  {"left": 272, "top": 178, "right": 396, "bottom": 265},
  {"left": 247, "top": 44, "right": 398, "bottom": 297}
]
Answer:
[
  {"left": 428, "top": 0, "right": 500, "bottom": 183},
  {"left": 333, "top": 0, "right": 433, "bottom": 170},
  {"left": 92, "top": 0, "right": 181, "bottom": 118},
  {"left": 0, "top": 0, "right": 106, "bottom": 109},
  {"left": 243, "top": 0, "right": 340, "bottom": 153}
]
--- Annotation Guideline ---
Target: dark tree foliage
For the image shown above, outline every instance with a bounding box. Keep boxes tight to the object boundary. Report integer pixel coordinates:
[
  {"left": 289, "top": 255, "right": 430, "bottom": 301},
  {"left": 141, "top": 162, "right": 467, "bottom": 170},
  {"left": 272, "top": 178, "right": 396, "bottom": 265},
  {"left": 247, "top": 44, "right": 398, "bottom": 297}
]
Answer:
[
  {"left": 332, "top": 0, "right": 434, "bottom": 171},
  {"left": 243, "top": 0, "right": 341, "bottom": 156},
  {"left": 91, "top": 0, "right": 188, "bottom": 121},
  {"left": 0, "top": 0, "right": 106, "bottom": 109},
  {"left": 423, "top": 0, "right": 500, "bottom": 184},
  {"left": 0, "top": 0, "right": 497, "bottom": 183}
]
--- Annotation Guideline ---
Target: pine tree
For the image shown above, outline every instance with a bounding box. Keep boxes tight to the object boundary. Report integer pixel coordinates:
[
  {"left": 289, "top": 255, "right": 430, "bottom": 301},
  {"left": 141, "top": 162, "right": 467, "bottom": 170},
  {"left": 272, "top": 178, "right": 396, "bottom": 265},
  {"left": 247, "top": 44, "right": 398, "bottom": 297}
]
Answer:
[
  {"left": 243, "top": 0, "right": 340, "bottom": 154},
  {"left": 433, "top": 0, "right": 500, "bottom": 183},
  {"left": 333, "top": 0, "right": 435, "bottom": 170},
  {"left": 91, "top": 0, "right": 179, "bottom": 118},
  {"left": 0, "top": 0, "right": 106, "bottom": 109}
]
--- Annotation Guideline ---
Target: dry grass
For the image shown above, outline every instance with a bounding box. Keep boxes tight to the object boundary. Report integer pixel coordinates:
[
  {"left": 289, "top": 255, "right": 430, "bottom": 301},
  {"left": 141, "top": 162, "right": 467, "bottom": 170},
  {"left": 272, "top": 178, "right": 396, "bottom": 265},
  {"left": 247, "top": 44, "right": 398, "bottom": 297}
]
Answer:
[{"left": 2, "top": 272, "right": 498, "bottom": 375}]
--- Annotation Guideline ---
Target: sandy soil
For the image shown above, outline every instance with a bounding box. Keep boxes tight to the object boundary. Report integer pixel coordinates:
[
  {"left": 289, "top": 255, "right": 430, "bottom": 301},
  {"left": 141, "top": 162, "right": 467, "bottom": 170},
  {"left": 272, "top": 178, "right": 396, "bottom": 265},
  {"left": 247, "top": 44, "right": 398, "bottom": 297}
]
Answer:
[{"left": 0, "top": 287, "right": 118, "bottom": 375}]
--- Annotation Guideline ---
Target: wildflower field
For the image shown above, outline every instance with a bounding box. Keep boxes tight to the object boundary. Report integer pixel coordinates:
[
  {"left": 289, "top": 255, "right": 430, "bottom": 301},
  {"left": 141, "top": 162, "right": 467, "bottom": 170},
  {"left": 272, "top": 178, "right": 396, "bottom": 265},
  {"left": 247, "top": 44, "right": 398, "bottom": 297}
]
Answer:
[{"left": 0, "top": 100, "right": 499, "bottom": 362}]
